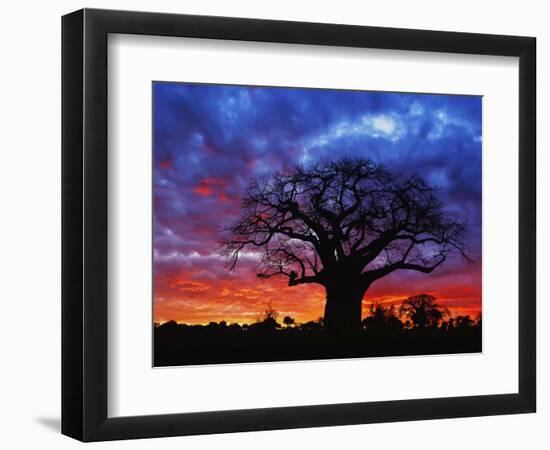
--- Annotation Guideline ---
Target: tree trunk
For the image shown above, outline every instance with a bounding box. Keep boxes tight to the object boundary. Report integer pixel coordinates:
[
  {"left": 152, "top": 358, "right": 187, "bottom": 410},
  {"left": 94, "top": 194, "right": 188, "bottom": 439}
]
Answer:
[{"left": 323, "top": 282, "right": 366, "bottom": 336}]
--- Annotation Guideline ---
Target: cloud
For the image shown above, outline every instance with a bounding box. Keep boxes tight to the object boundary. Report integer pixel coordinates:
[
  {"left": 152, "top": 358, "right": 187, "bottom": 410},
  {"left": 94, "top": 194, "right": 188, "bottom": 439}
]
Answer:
[{"left": 372, "top": 115, "right": 396, "bottom": 134}]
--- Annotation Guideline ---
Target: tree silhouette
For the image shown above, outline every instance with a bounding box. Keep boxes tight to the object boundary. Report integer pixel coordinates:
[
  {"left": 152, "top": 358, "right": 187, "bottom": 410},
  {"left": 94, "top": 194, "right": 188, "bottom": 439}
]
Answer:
[
  {"left": 283, "top": 315, "right": 295, "bottom": 327},
  {"left": 253, "top": 302, "right": 281, "bottom": 330},
  {"left": 222, "top": 158, "right": 468, "bottom": 336},
  {"left": 453, "top": 314, "right": 475, "bottom": 329},
  {"left": 363, "top": 303, "right": 403, "bottom": 332},
  {"left": 399, "top": 294, "right": 450, "bottom": 328},
  {"left": 256, "top": 302, "right": 279, "bottom": 322}
]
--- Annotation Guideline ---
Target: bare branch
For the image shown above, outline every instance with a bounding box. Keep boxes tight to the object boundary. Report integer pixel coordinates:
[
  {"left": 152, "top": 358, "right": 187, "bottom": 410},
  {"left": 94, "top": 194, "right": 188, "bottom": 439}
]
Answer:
[{"left": 220, "top": 157, "right": 469, "bottom": 288}]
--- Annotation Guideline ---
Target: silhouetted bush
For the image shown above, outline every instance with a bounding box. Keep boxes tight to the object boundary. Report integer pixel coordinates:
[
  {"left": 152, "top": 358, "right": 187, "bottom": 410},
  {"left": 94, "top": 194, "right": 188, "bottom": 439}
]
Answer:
[{"left": 283, "top": 316, "right": 295, "bottom": 327}]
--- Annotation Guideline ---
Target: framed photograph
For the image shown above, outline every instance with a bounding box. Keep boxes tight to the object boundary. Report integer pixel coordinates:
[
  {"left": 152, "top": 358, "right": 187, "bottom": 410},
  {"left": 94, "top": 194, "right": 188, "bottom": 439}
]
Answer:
[{"left": 62, "top": 8, "right": 536, "bottom": 441}]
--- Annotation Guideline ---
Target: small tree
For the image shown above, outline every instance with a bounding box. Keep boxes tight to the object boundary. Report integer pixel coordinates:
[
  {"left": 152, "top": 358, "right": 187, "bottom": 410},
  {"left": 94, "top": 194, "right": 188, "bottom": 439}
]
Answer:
[
  {"left": 254, "top": 302, "right": 281, "bottom": 330},
  {"left": 453, "top": 315, "right": 474, "bottom": 329},
  {"left": 283, "top": 315, "right": 295, "bottom": 327},
  {"left": 363, "top": 303, "right": 403, "bottom": 332},
  {"left": 399, "top": 294, "right": 449, "bottom": 328},
  {"left": 256, "top": 302, "right": 279, "bottom": 323}
]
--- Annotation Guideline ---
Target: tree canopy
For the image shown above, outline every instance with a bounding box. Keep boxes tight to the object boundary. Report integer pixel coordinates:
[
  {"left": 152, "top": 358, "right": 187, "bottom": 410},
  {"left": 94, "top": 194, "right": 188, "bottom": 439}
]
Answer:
[{"left": 222, "top": 157, "right": 468, "bottom": 292}]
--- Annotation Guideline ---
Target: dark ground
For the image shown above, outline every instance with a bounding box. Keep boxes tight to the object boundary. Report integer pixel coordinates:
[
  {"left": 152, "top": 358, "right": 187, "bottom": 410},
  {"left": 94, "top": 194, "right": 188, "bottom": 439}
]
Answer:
[{"left": 154, "top": 321, "right": 481, "bottom": 367}]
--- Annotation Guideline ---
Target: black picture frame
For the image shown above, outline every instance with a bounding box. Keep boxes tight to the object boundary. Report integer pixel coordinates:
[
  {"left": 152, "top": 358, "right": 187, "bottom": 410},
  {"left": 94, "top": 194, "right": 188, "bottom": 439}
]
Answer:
[{"left": 62, "top": 8, "right": 536, "bottom": 442}]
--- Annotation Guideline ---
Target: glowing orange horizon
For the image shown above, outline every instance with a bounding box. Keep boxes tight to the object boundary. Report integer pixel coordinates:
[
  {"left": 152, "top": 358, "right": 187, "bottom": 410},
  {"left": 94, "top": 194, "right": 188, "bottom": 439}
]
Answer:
[{"left": 153, "top": 263, "right": 481, "bottom": 325}]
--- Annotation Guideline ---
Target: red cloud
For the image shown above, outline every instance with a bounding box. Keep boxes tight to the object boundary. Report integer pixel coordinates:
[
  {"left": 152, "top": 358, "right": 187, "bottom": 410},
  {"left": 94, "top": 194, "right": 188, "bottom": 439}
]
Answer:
[
  {"left": 193, "top": 177, "right": 227, "bottom": 197},
  {"left": 193, "top": 184, "right": 214, "bottom": 196},
  {"left": 193, "top": 177, "right": 235, "bottom": 204},
  {"left": 158, "top": 159, "right": 171, "bottom": 169},
  {"left": 218, "top": 190, "right": 230, "bottom": 203}
]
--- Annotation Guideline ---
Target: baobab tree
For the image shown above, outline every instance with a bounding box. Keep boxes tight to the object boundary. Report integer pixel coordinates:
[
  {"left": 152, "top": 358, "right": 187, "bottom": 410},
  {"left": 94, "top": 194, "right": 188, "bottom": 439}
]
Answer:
[{"left": 221, "top": 158, "right": 468, "bottom": 336}]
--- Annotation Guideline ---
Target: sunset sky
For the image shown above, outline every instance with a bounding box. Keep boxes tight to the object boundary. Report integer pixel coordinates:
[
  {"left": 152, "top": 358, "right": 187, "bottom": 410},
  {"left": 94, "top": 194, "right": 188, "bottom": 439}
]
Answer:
[{"left": 153, "top": 82, "right": 482, "bottom": 325}]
